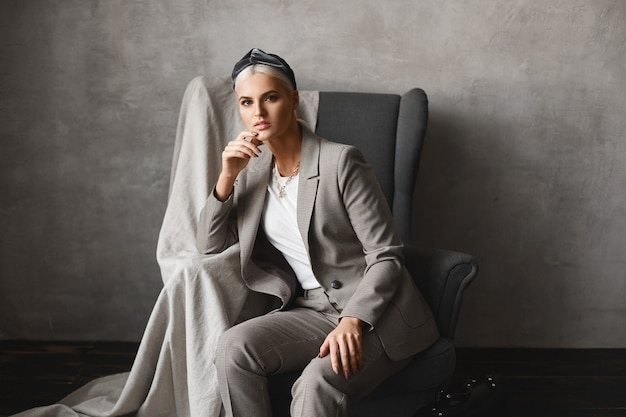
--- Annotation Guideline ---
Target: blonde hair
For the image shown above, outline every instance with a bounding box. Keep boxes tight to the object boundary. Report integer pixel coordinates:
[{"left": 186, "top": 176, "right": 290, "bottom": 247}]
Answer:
[{"left": 234, "top": 64, "right": 295, "bottom": 92}]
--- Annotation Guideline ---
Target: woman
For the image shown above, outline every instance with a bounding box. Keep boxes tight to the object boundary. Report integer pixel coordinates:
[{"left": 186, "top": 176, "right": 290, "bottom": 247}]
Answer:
[{"left": 196, "top": 48, "right": 439, "bottom": 417}]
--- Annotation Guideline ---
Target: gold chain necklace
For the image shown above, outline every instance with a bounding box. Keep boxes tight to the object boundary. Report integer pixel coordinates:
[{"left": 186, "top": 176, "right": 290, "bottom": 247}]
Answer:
[{"left": 273, "top": 159, "right": 300, "bottom": 198}]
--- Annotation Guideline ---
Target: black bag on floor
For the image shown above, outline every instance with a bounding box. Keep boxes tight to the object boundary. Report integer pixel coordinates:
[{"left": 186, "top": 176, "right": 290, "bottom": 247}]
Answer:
[{"left": 428, "top": 375, "right": 506, "bottom": 417}]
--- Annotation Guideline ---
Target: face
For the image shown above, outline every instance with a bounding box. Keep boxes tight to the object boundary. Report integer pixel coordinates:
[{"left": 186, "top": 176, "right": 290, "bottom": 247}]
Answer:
[{"left": 235, "top": 72, "right": 299, "bottom": 143}]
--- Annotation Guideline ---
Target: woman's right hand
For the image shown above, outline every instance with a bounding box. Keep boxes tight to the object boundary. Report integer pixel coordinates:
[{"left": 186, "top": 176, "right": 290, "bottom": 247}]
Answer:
[{"left": 214, "top": 131, "right": 262, "bottom": 201}]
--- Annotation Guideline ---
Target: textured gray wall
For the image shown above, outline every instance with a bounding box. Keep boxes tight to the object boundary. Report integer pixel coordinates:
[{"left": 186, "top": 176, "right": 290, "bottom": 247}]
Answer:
[{"left": 1, "top": 1, "right": 625, "bottom": 347}]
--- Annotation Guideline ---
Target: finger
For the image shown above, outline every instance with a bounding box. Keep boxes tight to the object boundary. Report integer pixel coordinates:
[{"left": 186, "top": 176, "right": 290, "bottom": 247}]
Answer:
[
  {"left": 345, "top": 338, "right": 356, "bottom": 375},
  {"left": 318, "top": 340, "right": 329, "bottom": 358},
  {"left": 222, "top": 149, "right": 254, "bottom": 164},
  {"left": 236, "top": 133, "right": 262, "bottom": 155},
  {"left": 339, "top": 340, "right": 352, "bottom": 379},
  {"left": 329, "top": 343, "right": 340, "bottom": 375},
  {"left": 238, "top": 131, "right": 261, "bottom": 146},
  {"left": 347, "top": 337, "right": 362, "bottom": 375},
  {"left": 242, "top": 132, "right": 262, "bottom": 146},
  {"left": 224, "top": 141, "right": 260, "bottom": 159}
]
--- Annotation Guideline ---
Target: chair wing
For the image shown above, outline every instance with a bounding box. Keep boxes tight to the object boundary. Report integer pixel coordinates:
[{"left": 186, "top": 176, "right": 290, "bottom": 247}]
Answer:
[{"left": 316, "top": 89, "right": 428, "bottom": 244}]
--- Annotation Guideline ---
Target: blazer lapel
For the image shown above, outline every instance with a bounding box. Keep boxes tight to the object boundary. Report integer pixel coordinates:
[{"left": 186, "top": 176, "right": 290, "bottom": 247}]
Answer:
[
  {"left": 236, "top": 126, "right": 321, "bottom": 274},
  {"left": 297, "top": 128, "right": 321, "bottom": 255}
]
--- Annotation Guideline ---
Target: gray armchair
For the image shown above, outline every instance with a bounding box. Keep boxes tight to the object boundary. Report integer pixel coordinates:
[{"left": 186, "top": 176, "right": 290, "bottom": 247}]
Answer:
[{"left": 268, "top": 89, "right": 478, "bottom": 417}]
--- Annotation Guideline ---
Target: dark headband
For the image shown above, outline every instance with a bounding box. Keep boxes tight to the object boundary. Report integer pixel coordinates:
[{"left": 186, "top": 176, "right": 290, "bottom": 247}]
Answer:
[{"left": 231, "top": 48, "right": 297, "bottom": 90}]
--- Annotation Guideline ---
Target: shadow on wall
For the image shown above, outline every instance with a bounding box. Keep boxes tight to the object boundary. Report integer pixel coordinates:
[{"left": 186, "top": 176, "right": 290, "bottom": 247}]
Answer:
[{"left": 411, "top": 94, "right": 600, "bottom": 346}]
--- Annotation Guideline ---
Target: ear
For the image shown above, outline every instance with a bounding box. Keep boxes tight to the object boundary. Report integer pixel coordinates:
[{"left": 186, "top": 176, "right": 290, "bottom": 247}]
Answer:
[{"left": 292, "top": 90, "right": 300, "bottom": 110}]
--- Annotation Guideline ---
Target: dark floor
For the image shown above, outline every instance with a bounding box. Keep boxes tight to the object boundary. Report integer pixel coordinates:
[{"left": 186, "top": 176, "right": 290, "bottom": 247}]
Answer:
[
  {"left": 454, "top": 348, "right": 626, "bottom": 417},
  {"left": 0, "top": 341, "right": 625, "bottom": 416},
  {"left": 0, "top": 341, "right": 137, "bottom": 417}
]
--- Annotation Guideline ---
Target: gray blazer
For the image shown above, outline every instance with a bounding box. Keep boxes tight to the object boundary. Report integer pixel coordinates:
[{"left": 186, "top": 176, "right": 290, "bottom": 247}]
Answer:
[{"left": 197, "top": 126, "right": 439, "bottom": 361}]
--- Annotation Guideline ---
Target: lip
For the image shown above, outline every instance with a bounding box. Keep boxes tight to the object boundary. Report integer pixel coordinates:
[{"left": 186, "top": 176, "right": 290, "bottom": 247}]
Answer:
[{"left": 254, "top": 121, "right": 271, "bottom": 130}]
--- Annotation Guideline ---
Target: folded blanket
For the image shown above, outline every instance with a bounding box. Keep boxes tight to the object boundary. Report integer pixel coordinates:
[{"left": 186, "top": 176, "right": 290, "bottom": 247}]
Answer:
[{"left": 12, "top": 76, "right": 319, "bottom": 417}]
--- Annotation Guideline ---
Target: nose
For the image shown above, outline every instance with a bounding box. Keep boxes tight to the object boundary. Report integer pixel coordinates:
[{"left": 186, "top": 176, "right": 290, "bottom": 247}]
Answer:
[{"left": 253, "top": 101, "right": 266, "bottom": 117}]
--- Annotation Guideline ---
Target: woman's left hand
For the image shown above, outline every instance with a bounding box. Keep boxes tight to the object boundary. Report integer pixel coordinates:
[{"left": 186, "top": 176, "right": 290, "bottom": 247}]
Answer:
[{"left": 319, "top": 316, "right": 364, "bottom": 379}]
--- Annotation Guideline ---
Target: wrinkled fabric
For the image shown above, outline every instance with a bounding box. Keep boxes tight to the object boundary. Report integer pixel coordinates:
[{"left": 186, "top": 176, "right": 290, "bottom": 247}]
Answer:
[{"left": 12, "top": 76, "right": 319, "bottom": 417}]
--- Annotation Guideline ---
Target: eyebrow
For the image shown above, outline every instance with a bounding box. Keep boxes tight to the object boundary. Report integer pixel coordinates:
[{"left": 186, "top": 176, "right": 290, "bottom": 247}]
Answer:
[{"left": 238, "top": 90, "right": 281, "bottom": 100}]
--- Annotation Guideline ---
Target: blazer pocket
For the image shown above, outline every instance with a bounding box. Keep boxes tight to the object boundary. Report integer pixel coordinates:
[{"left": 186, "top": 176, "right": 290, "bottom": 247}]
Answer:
[{"left": 389, "top": 282, "right": 433, "bottom": 329}]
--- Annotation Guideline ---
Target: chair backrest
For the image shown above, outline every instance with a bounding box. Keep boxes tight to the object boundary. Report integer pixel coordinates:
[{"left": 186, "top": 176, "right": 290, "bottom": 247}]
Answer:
[
  {"left": 315, "top": 89, "right": 428, "bottom": 245},
  {"left": 314, "top": 90, "right": 477, "bottom": 340}
]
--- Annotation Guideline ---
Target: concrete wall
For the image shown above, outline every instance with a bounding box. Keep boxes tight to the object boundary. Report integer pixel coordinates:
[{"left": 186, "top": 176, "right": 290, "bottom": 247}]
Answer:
[{"left": 1, "top": 1, "right": 624, "bottom": 347}]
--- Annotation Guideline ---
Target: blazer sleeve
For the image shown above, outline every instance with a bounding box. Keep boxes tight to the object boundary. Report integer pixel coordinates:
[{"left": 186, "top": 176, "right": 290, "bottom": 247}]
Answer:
[
  {"left": 196, "top": 189, "right": 238, "bottom": 254},
  {"left": 335, "top": 146, "right": 406, "bottom": 329}
]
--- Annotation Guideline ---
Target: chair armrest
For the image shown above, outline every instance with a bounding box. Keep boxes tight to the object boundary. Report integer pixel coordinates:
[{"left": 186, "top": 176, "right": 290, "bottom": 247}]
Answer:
[{"left": 403, "top": 246, "right": 478, "bottom": 340}]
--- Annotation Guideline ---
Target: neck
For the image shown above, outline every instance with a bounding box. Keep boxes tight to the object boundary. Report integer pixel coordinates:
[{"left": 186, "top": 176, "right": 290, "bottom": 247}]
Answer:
[{"left": 266, "top": 120, "right": 302, "bottom": 176}]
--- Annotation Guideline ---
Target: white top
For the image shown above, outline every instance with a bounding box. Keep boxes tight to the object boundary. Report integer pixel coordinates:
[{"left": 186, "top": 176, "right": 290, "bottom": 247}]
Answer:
[{"left": 262, "top": 165, "right": 321, "bottom": 290}]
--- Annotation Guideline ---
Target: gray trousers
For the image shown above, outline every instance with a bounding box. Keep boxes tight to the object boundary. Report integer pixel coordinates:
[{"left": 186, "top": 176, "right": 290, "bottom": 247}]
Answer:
[{"left": 215, "top": 288, "right": 410, "bottom": 417}]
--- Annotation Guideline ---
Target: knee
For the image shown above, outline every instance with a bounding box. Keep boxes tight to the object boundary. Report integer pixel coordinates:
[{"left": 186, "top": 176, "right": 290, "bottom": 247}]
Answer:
[
  {"left": 215, "top": 324, "right": 262, "bottom": 375},
  {"left": 291, "top": 358, "right": 348, "bottom": 416},
  {"left": 291, "top": 357, "right": 343, "bottom": 399}
]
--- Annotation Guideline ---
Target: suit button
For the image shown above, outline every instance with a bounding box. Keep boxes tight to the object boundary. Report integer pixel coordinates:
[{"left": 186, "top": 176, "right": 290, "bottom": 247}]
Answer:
[{"left": 330, "top": 280, "right": 342, "bottom": 289}]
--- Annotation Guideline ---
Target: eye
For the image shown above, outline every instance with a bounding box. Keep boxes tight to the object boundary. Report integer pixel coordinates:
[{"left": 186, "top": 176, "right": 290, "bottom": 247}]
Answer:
[
  {"left": 240, "top": 99, "right": 252, "bottom": 106},
  {"left": 265, "top": 94, "right": 278, "bottom": 102}
]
